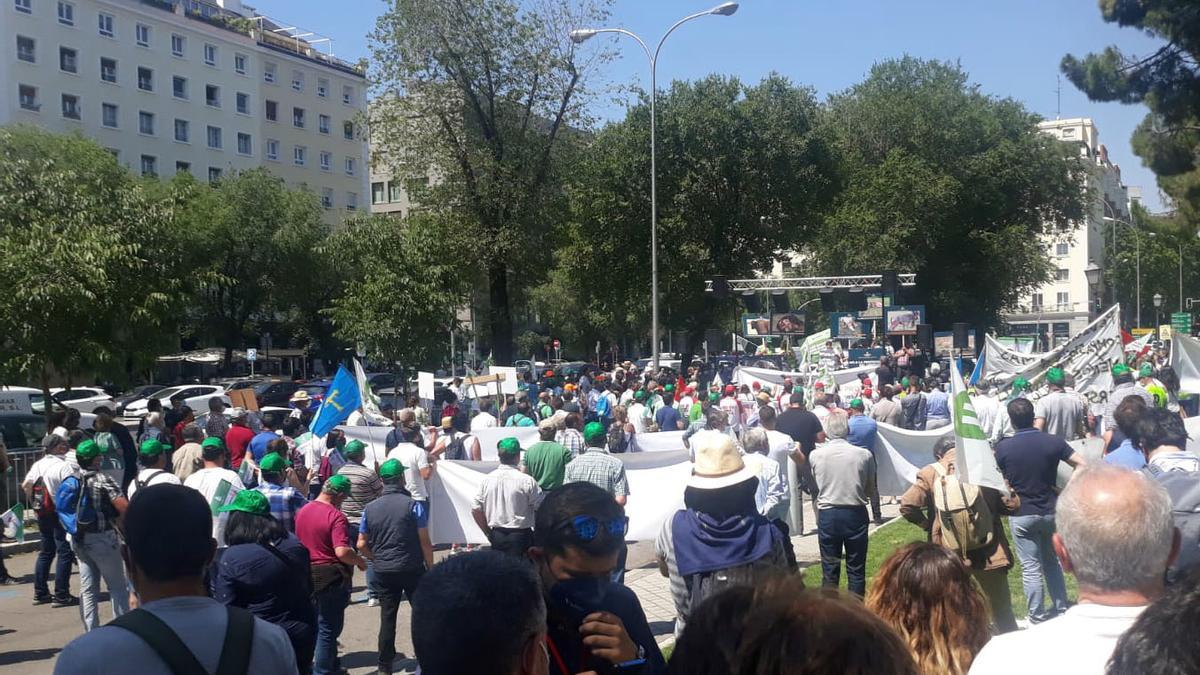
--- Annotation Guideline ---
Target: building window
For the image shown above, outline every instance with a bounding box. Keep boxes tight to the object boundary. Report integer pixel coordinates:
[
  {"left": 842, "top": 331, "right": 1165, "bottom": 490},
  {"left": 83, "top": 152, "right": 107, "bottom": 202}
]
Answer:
[
  {"left": 318, "top": 114, "right": 330, "bottom": 134},
  {"left": 171, "top": 34, "right": 185, "bottom": 57},
  {"left": 135, "top": 23, "right": 149, "bottom": 47},
  {"left": 98, "top": 12, "right": 114, "bottom": 38},
  {"left": 61, "top": 93, "right": 80, "bottom": 120},
  {"left": 206, "top": 84, "right": 220, "bottom": 107},
  {"left": 345, "top": 157, "right": 356, "bottom": 176},
  {"left": 265, "top": 100, "right": 277, "bottom": 121},
  {"left": 59, "top": 46, "right": 78, "bottom": 73},
  {"left": 106, "top": 148, "right": 119, "bottom": 160},
  {"left": 343, "top": 121, "right": 354, "bottom": 141},
  {"left": 102, "top": 102, "right": 117, "bottom": 127},
  {"left": 317, "top": 78, "right": 329, "bottom": 98},
  {"left": 346, "top": 192, "right": 357, "bottom": 211},
  {"left": 208, "top": 167, "right": 222, "bottom": 182},
  {"left": 175, "top": 161, "right": 190, "bottom": 174},
  {"left": 237, "top": 132, "right": 251, "bottom": 155},
  {"left": 371, "top": 182, "right": 385, "bottom": 204},
  {"left": 293, "top": 107, "right": 305, "bottom": 128},
  {"left": 1055, "top": 268, "right": 1069, "bottom": 282},
  {"left": 388, "top": 181, "right": 403, "bottom": 203},
  {"left": 293, "top": 146, "right": 306, "bottom": 166},
  {"left": 263, "top": 61, "right": 276, "bottom": 83},
  {"left": 265, "top": 139, "right": 279, "bottom": 160},
  {"left": 173, "top": 75, "right": 187, "bottom": 99},
  {"left": 291, "top": 70, "right": 304, "bottom": 91},
  {"left": 321, "top": 188, "right": 333, "bottom": 209},
  {"left": 203, "top": 43, "right": 217, "bottom": 66},
  {"left": 100, "top": 57, "right": 117, "bottom": 83},
  {"left": 140, "top": 155, "right": 157, "bottom": 177},
  {"left": 19, "top": 84, "right": 39, "bottom": 111},
  {"left": 17, "top": 35, "right": 35, "bottom": 63},
  {"left": 236, "top": 92, "right": 249, "bottom": 115},
  {"left": 343, "top": 86, "right": 355, "bottom": 105},
  {"left": 319, "top": 151, "right": 331, "bottom": 171},
  {"left": 57, "top": 1, "right": 73, "bottom": 26},
  {"left": 1031, "top": 293, "right": 1043, "bottom": 311},
  {"left": 234, "top": 53, "right": 247, "bottom": 75},
  {"left": 1056, "top": 292, "right": 1070, "bottom": 309},
  {"left": 174, "top": 118, "right": 189, "bottom": 142},
  {"left": 1055, "top": 242, "right": 1069, "bottom": 257},
  {"left": 138, "top": 110, "right": 154, "bottom": 135},
  {"left": 15, "top": 0, "right": 31, "bottom": 14},
  {"left": 206, "top": 125, "right": 222, "bottom": 149},
  {"left": 137, "top": 66, "right": 153, "bottom": 91}
]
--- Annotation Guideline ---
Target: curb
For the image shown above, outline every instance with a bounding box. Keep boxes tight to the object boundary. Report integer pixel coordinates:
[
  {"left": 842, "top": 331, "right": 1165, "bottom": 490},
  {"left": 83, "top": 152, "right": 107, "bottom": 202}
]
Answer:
[{"left": 2, "top": 535, "right": 42, "bottom": 556}]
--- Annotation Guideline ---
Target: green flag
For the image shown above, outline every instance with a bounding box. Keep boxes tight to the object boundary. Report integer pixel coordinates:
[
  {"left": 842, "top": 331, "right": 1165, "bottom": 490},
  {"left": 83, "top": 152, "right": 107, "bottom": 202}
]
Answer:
[{"left": 2, "top": 504, "right": 25, "bottom": 543}]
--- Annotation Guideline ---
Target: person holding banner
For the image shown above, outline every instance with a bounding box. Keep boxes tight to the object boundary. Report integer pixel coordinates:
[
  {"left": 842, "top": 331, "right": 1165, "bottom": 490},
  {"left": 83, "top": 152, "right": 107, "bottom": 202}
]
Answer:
[
  {"left": 1033, "top": 368, "right": 1086, "bottom": 441},
  {"left": 184, "top": 437, "right": 245, "bottom": 552},
  {"left": 472, "top": 438, "right": 542, "bottom": 557}
]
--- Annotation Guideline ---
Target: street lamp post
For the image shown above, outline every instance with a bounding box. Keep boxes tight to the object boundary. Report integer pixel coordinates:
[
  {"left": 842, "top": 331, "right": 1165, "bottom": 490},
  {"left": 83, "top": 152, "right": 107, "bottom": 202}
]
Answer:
[
  {"left": 1102, "top": 200, "right": 1141, "bottom": 328},
  {"left": 1084, "top": 260, "right": 1102, "bottom": 320},
  {"left": 571, "top": 2, "right": 739, "bottom": 373},
  {"left": 1154, "top": 292, "right": 1164, "bottom": 341}
]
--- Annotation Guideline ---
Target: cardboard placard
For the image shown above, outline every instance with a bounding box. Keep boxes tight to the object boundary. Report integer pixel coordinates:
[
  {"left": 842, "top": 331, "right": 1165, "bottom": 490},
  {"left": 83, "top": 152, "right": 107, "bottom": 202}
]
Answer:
[{"left": 228, "top": 388, "right": 259, "bottom": 411}]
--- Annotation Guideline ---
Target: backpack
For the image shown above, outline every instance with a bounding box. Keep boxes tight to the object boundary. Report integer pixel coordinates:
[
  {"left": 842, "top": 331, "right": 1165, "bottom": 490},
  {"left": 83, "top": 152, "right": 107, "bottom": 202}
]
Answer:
[
  {"left": 110, "top": 605, "right": 254, "bottom": 675},
  {"left": 930, "top": 461, "right": 994, "bottom": 556},
  {"left": 443, "top": 432, "right": 468, "bottom": 461},
  {"left": 607, "top": 424, "right": 629, "bottom": 454},
  {"left": 1144, "top": 464, "right": 1200, "bottom": 585},
  {"left": 55, "top": 474, "right": 97, "bottom": 535},
  {"left": 595, "top": 394, "right": 612, "bottom": 420},
  {"left": 31, "top": 476, "right": 55, "bottom": 514},
  {"left": 135, "top": 469, "right": 167, "bottom": 491}
]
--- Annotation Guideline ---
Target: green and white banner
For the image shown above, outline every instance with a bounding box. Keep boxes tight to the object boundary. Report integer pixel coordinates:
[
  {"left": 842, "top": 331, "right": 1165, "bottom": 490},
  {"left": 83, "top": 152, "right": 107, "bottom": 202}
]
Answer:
[
  {"left": 952, "top": 358, "right": 1007, "bottom": 491},
  {"left": 1, "top": 504, "right": 24, "bottom": 543}
]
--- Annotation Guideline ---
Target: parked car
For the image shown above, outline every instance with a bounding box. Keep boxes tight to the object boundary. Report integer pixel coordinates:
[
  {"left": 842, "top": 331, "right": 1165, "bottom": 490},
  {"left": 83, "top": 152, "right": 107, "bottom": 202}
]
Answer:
[
  {"left": 31, "top": 387, "right": 115, "bottom": 414},
  {"left": 112, "top": 385, "right": 167, "bottom": 416},
  {"left": 123, "top": 385, "right": 231, "bottom": 417},
  {"left": 194, "top": 406, "right": 292, "bottom": 434},
  {"left": 252, "top": 380, "right": 302, "bottom": 408},
  {"left": 222, "top": 379, "right": 263, "bottom": 392}
]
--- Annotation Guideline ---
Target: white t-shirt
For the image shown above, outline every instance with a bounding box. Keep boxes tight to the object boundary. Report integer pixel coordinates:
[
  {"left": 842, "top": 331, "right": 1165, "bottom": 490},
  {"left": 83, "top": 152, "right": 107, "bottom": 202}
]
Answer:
[
  {"left": 126, "top": 467, "right": 182, "bottom": 500},
  {"left": 55, "top": 595, "right": 297, "bottom": 675},
  {"left": 764, "top": 429, "right": 797, "bottom": 473},
  {"left": 968, "top": 603, "right": 1146, "bottom": 675},
  {"left": 470, "top": 412, "right": 498, "bottom": 430},
  {"left": 386, "top": 443, "right": 431, "bottom": 500},
  {"left": 628, "top": 403, "right": 647, "bottom": 433},
  {"left": 183, "top": 467, "right": 244, "bottom": 546},
  {"left": 22, "top": 454, "right": 73, "bottom": 500}
]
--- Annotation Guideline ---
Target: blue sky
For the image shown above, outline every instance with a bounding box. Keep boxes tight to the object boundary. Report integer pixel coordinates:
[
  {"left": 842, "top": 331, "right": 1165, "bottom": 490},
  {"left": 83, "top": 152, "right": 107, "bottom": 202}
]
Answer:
[{"left": 250, "top": 0, "right": 1167, "bottom": 209}]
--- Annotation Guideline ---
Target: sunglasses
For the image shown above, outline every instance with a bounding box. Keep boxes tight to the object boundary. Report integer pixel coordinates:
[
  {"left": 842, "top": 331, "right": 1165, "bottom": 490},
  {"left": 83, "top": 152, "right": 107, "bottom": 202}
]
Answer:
[{"left": 560, "top": 515, "right": 628, "bottom": 542}]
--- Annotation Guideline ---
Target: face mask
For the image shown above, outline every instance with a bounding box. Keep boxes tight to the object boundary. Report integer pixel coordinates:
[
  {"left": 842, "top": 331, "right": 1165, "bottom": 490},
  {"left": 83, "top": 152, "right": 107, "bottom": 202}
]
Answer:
[{"left": 549, "top": 576, "right": 608, "bottom": 628}]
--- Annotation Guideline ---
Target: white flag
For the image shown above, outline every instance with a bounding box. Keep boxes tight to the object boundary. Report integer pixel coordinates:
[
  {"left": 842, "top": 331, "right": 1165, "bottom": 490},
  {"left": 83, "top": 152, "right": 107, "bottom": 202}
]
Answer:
[
  {"left": 952, "top": 357, "right": 1008, "bottom": 491},
  {"left": 353, "top": 358, "right": 390, "bottom": 424}
]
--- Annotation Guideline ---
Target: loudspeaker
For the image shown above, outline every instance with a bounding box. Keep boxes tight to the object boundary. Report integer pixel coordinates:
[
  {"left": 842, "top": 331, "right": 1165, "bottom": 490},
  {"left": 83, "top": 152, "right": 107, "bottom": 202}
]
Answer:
[
  {"left": 741, "top": 291, "right": 761, "bottom": 314},
  {"left": 916, "top": 324, "right": 934, "bottom": 352},
  {"left": 952, "top": 322, "right": 970, "bottom": 350},
  {"left": 881, "top": 270, "right": 899, "bottom": 298},
  {"left": 819, "top": 287, "right": 836, "bottom": 312},
  {"left": 846, "top": 287, "right": 867, "bottom": 311},
  {"left": 770, "top": 291, "right": 789, "bottom": 314},
  {"left": 710, "top": 276, "right": 729, "bottom": 299}
]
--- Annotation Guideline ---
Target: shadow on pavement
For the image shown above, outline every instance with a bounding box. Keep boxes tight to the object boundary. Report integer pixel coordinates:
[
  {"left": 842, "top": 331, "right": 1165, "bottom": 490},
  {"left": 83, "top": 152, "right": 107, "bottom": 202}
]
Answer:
[{"left": 0, "top": 647, "right": 61, "bottom": 666}]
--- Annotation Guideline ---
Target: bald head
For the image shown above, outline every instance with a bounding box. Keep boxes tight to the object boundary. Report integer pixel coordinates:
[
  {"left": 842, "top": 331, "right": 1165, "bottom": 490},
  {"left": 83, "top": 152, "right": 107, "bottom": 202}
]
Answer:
[{"left": 1055, "top": 464, "right": 1175, "bottom": 595}]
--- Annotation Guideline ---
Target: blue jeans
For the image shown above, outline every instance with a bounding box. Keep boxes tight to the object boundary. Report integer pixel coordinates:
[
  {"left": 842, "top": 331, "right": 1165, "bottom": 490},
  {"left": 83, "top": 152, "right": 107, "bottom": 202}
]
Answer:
[
  {"left": 1011, "top": 513, "right": 1069, "bottom": 621},
  {"left": 72, "top": 529, "right": 130, "bottom": 631},
  {"left": 35, "top": 512, "right": 74, "bottom": 599},
  {"left": 313, "top": 579, "right": 350, "bottom": 675},
  {"left": 818, "top": 506, "right": 869, "bottom": 596}
]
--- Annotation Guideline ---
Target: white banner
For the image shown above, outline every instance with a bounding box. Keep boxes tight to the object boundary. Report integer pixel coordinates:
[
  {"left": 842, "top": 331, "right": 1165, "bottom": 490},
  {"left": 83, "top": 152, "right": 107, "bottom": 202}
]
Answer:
[
  {"left": 872, "top": 423, "right": 953, "bottom": 495},
  {"left": 417, "top": 371, "right": 435, "bottom": 401},
  {"left": 1172, "top": 333, "right": 1200, "bottom": 394},
  {"left": 735, "top": 366, "right": 805, "bottom": 391}
]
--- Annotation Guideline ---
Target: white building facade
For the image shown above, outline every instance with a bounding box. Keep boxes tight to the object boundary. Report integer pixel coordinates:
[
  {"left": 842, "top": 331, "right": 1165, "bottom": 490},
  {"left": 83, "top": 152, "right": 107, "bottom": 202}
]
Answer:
[
  {"left": 1003, "top": 118, "right": 1133, "bottom": 347},
  {"left": 1, "top": 0, "right": 367, "bottom": 223}
]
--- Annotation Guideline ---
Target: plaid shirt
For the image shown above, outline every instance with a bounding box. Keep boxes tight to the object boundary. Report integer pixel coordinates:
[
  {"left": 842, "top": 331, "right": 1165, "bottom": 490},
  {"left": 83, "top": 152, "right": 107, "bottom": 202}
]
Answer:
[
  {"left": 205, "top": 413, "right": 230, "bottom": 440},
  {"left": 79, "top": 470, "right": 124, "bottom": 534},
  {"left": 563, "top": 447, "right": 629, "bottom": 497},
  {"left": 255, "top": 482, "right": 309, "bottom": 533},
  {"left": 555, "top": 428, "right": 585, "bottom": 457}
]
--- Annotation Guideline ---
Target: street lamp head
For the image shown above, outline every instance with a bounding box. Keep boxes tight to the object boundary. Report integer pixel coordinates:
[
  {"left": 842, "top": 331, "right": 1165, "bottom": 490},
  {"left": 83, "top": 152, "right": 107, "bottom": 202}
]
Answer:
[
  {"left": 1083, "top": 260, "right": 1102, "bottom": 288},
  {"left": 569, "top": 28, "right": 598, "bottom": 44},
  {"left": 1154, "top": 292, "right": 1163, "bottom": 308},
  {"left": 709, "top": 2, "right": 739, "bottom": 16}
]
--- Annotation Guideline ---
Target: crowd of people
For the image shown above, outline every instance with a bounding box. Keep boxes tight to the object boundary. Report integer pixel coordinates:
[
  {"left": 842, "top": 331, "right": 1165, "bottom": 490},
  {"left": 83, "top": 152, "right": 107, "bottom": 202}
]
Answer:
[{"left": 2, "top": 345, "right": 1197, "bottom": 674}]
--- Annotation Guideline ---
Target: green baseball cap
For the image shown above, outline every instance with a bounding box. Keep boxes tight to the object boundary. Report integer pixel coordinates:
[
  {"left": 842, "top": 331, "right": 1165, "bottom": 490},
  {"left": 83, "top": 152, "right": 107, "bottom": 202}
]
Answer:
[
  {"left": 201, "top": 436, "right": 224, "bottom": 450},
  {"left": 1046, "top": 367, "right": 1065, "bottom": 386},
  {"left": 1112, "top": 363, "right": 1132, "bottom": 377},
  {"left": 849, "top": 398, "right": 864, "bottom": 410},
  {"left": 1012, "top": 377, "right": 1029, "bottom": 391},
  {"left": 258, "top": 452, "right": 289, "bottom": 473},
  {"left": 708, "top": 392, "right": 720, "bottom": 402},
  {"left": 634, "top": 390, "right": 647, "bottom": 402},
  {"left": 901, "top": 377, "right": 910, "bottom": 388},
  {"left": 75, "top": 439, "right": 102, "bottom": 462},
  {"left": 323, "top": 474, "right": 352, "bottom": 495},
  {"left": 1139, "top": 363, "right": 1154, "bottom": 378},
  {"left": 583, "top": 421, "right": 606, "bottom": 445},
  {"left": 497, "top": 437, "right": 522, "bottom": 456},
  {"left": 664, "top": 384, "right": 675, "bottom": 392},
  {"left": 218, "top": 489, "right": 270, "bottom": 516},
  {"left": 378, "top": 458, "right": 406, "bottom": 480},
  {"left": 138, "top": 439, "right": 168, "bottom": 457},
  {"left": 343, "top": 439, "right": 366, "bottom": 457}
]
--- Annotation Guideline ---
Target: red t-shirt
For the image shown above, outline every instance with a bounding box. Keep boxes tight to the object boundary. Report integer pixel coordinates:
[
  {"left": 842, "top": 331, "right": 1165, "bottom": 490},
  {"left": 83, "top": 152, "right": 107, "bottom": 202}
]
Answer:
[
  {"left": 295, "top": 499, "right": 350, "bottom": 566},
  {"left": 224, "top": 424, "right": 256, "bottom": 469}
]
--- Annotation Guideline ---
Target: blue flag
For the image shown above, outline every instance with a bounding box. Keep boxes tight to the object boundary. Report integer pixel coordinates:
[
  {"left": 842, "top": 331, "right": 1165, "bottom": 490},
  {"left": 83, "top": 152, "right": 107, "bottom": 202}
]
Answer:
[{"left": 311, "top": 366, "right": 362, "bottom": 438}]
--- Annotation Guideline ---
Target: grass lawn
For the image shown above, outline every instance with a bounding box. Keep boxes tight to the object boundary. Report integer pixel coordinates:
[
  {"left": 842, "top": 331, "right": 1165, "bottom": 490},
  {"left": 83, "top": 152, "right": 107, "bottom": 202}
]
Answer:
[{"left": 800, "top": 519, "right": 1078, "bottom": 618}]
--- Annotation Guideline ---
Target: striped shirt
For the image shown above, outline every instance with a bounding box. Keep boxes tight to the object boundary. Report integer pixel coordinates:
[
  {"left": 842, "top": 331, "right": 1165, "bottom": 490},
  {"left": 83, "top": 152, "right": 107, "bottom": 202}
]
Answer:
[
  {"left": 563, "top": 447, "right": 629, "bottom": 497},
  {"left": 336, "top": 461, "right": 382, "bottom": 525},
  {"left": 255, "top": 482, "right": 309, "bottom": 533},
  {"left": 555, "top": 428, "right": 585, "bottom": 457}
]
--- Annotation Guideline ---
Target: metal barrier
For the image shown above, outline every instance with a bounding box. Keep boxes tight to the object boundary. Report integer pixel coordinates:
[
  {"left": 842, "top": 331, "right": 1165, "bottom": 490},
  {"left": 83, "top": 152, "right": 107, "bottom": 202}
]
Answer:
[{"left": 3, "top": 449, "right": 40, "bottom": 518}]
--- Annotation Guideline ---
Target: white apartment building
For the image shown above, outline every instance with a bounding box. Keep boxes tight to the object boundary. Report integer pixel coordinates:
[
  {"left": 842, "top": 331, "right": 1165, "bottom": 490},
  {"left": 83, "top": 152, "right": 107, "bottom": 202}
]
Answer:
[
  {"left": 1, "top": 0, "right": 368, "bottom": 223},
  {"left": 1003, "top": 118, "right": 1132, "bottom": 347}
]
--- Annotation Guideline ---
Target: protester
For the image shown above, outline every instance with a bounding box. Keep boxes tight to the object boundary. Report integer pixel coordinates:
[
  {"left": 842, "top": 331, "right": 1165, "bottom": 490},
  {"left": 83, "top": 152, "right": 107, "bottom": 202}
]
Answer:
[
  {"left": 994, "top": 397, "right": 1085, "bottom": 623},
  {"left": 1106, "top": 569, "right": 1200, "bottom": 674},
  {"left": 21, "top": 433, "right": 77, "bottom": 606},
  {"left": 563, "top": 422, "right": 629, "bottom": 506},
  {"left": 224, "top": 408, "right": 255, "bottom": 469},
  {"left": 412, "top": 551, "right": 547, "bottom": 675},
  {"left": 295, "top": 475, "right": 367, "bottom": 675},
  {"left": 184, "top": 436, "right": 245, "bottom": 549},
  {"left": 430, "top": 414, "right": 481, "bottom": 461},
  {"left": 504, "top": 400, "right": 537, "bottom": 427},
  {"left": 524, "top": 418, "right": 575, "bottom": 490},
  {"left": 214, "top": 489, "right": 316, "bottom": 674},
  {"left": 926, "top": 382, "right": 952, "bottom": 430},
  {"left": 871, "top": 385, "right": 903, "bottom": 426},
  {"left": 867, "top": 542, "right": 992, "bottom": 675},
  {"left": 171, "top": 424, "right": 207, "bottom": 482},
  {"left": 472, "top": 438, "right": 542, "bottom": 556},
  {"left": 1102, "top": 364, "right": 1154, "bottom": 437},
  {"left": 809, "top": 409, "right": 875, "bottom": 596},
  {"left": 137, "top": 411, "right": 169, "bottom": 446},
  {"left": 126, "top": 438, "right": 182, "bottom": 499},
  {"left": 385, "top": 427, "right": 433, "bottom": 514},
  {"left": 740, "top": 427, "right": 794, "bottom": 571},
  {"left": 969, "top": 464, "right": 1178, "bottom": 674},
  {"left": 656, "top": 430, "right": 788, "bottom": 637},
  {"left": 970, "top": 383, "right": 1001, "bottom": 440},
  {"left": 255, "top": 452, "right": 309, "bottom": 533},
  {"left": 776, "top": 391, "right": 825, "bottom": 533},
  {"left": 667, "top": 575, "right": 918, "bottom": 675},
  {"left": 900, "top": 436, "right": 1020, "bottom": 633},
  {"left": 532, "top": 482, "right": 666, "bottom": 675},
  {"left": 1102, "top": 396, "right": 1149, "bottom": 470},
  {"left": 1135, "top": 407, "right": 1200, "bottom": 584},
  {"left": 846, "top": 398, "right": 883, "bottom": 524},
  {"left": 471, "top": 398, "right": 499, "bottom": 430},
  {"left": 67, "top": 439, "right": 131, "bottom": 631},
  {"left": 608, "top": 403, "right": 635, "bottom": 453},
  {"left": 902, "top": 377, "right": 928, "bottom": 430},
  {"left": 55, "top": 484, "right": 298, "bottom": 675},
  {"left": 205, "top": 396, "right": 230, "bottom": 439},
  {"left": 247, "top": 416, "right": 283, "bottom": 463},
  {"left": 556, "top": 412, "right": 586, "bottom": 455},
  {"left": 1030, "top": 367, "right": 1086, "bottom": 440},
  {"left": 171, "top": 406, "right": 195, "bottom": 450},
  {"left": 358, "top": 459, "right": 430, "bottom": 675}
]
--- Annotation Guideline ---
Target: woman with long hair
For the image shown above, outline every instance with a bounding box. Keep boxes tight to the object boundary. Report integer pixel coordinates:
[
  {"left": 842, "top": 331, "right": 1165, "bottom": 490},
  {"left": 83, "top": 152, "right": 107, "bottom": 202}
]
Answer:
[
  {"left": 866, "top": 542, "right": 991, "bottom": 675},
  {"left": 214, "top": 491, "right": 316, "bottom": 674}
]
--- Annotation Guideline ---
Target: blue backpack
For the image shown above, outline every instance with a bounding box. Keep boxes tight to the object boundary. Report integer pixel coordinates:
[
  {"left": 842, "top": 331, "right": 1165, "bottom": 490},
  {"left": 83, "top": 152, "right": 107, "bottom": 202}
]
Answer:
[
  {"left": 595, "top": 394, "right": 612, "bottom": 420},
  {"left": 55, "top": 474, "right": 97, "bottom": 535}
]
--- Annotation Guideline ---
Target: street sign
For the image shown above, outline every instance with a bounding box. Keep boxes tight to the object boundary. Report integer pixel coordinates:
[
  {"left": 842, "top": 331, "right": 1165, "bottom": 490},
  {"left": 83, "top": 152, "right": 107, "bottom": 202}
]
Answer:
[
  {"left": 246, "top": 348, "right": 258, "bottom": 362},
  {"left": 553, "top": 339, "right": 561, "bottom": 349},
  {"left": 1172, "top": 312, "right": 1191, "bottom": 334}
]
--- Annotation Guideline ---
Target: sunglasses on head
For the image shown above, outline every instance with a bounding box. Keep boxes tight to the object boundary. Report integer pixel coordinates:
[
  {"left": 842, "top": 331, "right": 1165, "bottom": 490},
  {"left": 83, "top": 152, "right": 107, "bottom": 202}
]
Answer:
[{"left": 559, "top": 515, "right": 628, "bottom": 542}]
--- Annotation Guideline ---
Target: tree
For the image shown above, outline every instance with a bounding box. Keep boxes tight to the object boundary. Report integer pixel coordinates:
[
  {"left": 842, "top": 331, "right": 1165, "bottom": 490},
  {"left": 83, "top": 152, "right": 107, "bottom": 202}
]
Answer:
[
  {"left": 1107, "top": 203, "right": 1199, "bottom": 327},
  {"left": 0, "top": 126, "right": 193, "bottom": 410},
  {"left": 369, "top": 0, "right": 612, "bottom": 363},
  {"left": 322, "top": 213, "right": 471, "bottom": 375},
  {"left": 811, "top": 57, "right": 1086, "bottom": 330},
  {"left": 537, "top": 74, "right": 836, "bottom": 352},
  {"left": 1062, "top": 1, "right": 1200, "bottom": 225}
]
